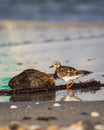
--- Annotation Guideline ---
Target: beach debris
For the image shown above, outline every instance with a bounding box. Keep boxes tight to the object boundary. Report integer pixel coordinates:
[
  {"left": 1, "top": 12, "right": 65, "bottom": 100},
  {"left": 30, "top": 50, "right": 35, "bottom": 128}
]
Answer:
[
  {"left": 10, "top": 105, "right": 18, "bottom": 109},
  {"left": 90, "top": 111, "right": 100, "bottom": 117},
  {"left": 37, "top": 116, "right": 57, "bottom": 121},
  {"left": 0, "top": 79, "right": 102, "bottom": 95},
  {"left": 87, "top": 57, "right": 96, "bottom": 61},
  {"left": 54, "top": 79, "right": 102, "bottom": 92},
  {"left": 8, "top": 69, "right": 55, "bottom": 90},
  {"left": 53, "top": 103, "right": 61, "bottom": 107},
  {"left": 48, "top": 107, "right": 52, "bottom": 110},
  {"left": 17, "top": 62, "right": 23, "bottom": 65},
  {"left": 22, "top": 116, "right": 32, "bottom": 120},
  {"left": 80, "top": 112, "right": 88, "bottom": 116}
]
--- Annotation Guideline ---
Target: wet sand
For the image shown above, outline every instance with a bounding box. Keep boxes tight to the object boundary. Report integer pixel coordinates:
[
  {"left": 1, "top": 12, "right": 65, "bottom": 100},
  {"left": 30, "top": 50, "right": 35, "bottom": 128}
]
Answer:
[
  {"left": 0, "top": 101, "right": 104, "bottom": 128},
  {"left": 0, "top": 22, "right": 104, "bottom": 102}
]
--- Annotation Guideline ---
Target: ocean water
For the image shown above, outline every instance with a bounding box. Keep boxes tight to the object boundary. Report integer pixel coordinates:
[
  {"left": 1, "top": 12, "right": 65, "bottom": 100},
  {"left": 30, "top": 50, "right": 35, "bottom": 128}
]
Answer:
[{"left": 0, "top": 0, "right": 104, "bottom": 23}]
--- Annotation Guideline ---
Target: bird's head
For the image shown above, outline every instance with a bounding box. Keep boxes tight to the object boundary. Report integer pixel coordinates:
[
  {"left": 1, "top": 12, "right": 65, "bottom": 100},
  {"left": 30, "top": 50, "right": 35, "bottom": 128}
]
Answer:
[{"left": 49, "top": 61, "right": 61, "bottom": 69}]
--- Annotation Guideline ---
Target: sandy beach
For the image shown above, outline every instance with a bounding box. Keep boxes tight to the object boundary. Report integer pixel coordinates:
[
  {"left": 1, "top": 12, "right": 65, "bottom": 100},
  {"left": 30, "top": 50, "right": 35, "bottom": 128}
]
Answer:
[{"left": 0, "top": 101, "right": 104, "bottom": 129}]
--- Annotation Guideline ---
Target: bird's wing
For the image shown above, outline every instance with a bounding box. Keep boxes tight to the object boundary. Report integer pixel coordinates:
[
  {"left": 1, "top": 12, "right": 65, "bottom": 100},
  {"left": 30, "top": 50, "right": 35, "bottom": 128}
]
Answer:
[{"left": 57, "top": 66, "right": 78, "bottom": 77}]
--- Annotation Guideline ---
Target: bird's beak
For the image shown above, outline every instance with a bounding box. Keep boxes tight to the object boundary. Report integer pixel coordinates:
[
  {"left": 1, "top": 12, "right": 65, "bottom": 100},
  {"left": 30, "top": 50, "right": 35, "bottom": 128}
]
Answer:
[{"left": 49, "top": 65, "right": 53, "bottom": 68}]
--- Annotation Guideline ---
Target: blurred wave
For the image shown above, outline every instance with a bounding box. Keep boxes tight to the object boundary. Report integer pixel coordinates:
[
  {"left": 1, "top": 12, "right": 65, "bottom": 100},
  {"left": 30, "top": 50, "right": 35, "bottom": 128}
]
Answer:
[{"left": 0, "top": 0, "right": 104, "bottom": 23}]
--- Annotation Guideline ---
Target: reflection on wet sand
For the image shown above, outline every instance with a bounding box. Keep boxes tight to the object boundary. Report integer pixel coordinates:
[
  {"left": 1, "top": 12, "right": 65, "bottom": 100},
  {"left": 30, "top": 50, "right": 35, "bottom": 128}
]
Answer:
[
  {"left": 10, "top": 91, "right": 56, "bottom": 102},
  {"left": 63, "top": 94, "right": 81, "bottom": 102},
  {"left": 63, "top": 90, "right": 82, "bottom": 102},
  {"left": 60, "top": 85, "right": 103, "bottom": 102},
  {"left": 0, "top": 83, "right": 103, "bottom": 102}
]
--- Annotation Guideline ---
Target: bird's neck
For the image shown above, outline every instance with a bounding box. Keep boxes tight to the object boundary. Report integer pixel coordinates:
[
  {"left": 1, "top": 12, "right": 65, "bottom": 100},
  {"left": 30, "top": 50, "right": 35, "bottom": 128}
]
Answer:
[
  {"left": 56, "top": 65, "right": 61, "bottom": 69},
  {"left": 55, "top": 65, "right": 62, "bottom": 71}
]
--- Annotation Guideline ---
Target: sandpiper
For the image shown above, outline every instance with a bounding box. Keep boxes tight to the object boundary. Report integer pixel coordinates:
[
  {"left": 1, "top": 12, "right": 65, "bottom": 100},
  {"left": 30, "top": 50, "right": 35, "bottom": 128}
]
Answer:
[{"left": 49, "top": 61, "right": 92, "bottom": 90}]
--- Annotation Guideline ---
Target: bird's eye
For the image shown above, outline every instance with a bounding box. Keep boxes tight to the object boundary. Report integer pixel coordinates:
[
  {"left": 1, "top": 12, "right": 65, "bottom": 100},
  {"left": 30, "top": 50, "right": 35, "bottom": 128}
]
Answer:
[{"left": 61, "top": 69, "right": 64, "bottom": 72}]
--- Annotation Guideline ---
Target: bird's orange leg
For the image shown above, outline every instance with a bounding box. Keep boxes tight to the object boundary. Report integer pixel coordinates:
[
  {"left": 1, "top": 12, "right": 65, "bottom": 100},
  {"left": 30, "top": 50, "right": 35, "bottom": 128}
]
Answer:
[
  {"left": 66, "top": 80, "right": 74, "bottom": 90},
  {"left": 66, "top": 84, "right": 69, "bottom": 90}
]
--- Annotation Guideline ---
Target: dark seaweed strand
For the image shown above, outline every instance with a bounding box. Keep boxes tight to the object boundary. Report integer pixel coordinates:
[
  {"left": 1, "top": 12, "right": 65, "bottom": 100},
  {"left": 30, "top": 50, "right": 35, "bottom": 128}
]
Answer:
[{"left": 0, "top": 79, "right": 103, "bottom": 95}]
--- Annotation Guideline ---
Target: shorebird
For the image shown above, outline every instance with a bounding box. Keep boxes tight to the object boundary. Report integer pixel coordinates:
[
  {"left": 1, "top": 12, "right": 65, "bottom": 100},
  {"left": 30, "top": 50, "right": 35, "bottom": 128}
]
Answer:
[{"left": 49, "top": 61, "right": 92, "bottom": 90}]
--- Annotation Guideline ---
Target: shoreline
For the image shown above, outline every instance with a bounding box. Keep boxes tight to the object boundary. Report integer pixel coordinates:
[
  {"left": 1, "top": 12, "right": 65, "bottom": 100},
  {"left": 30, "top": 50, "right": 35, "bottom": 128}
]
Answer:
[{"left": 0, "top": 21, "right": 104, "bottom": 29}]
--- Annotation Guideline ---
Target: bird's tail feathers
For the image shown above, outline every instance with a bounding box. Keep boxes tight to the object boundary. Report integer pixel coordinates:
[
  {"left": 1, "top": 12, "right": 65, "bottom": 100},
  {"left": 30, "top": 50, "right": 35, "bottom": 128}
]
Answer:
[{"left": 78, "top": 70, "right": 93, "bottom": 75}]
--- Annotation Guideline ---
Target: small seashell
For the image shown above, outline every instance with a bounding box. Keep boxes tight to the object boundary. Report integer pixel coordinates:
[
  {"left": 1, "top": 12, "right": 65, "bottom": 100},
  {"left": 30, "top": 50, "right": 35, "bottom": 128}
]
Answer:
[
  {"left": 53, "top": 103, "right": 61, "bottom": 107},
  {"left": 27, "top": 105, "right": 31, "bottom": 108},
  {"left": 36, "top": 102, "right": 39, "bottom": 105},
  {"left": 90, "top": 111, "right": 100, "bottom": 117},
  {"left": 27, "top": 125, "right": 42, "bottom": 130},
  {"left": 10, "top": 105, "right": 18, "bottom": 109}
]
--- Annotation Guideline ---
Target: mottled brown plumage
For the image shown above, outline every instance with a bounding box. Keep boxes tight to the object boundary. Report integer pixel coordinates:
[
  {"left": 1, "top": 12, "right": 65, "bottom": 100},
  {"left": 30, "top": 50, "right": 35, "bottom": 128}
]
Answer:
[{"left": 49, "top": 61, "right": 92, "bottom": 90}]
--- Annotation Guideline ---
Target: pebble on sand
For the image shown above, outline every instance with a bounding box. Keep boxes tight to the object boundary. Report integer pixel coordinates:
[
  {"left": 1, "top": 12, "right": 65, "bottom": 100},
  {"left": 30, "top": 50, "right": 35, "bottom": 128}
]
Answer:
[
  {"left": 90, "top": 111, "right": 100, "bottom": 117},
  {"left": 53, "top": 103, "right": 61, "bottom": 107}
]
